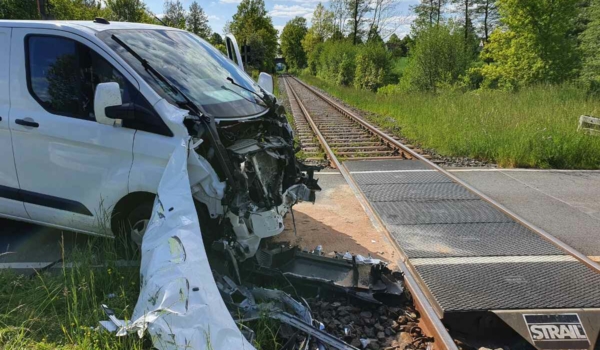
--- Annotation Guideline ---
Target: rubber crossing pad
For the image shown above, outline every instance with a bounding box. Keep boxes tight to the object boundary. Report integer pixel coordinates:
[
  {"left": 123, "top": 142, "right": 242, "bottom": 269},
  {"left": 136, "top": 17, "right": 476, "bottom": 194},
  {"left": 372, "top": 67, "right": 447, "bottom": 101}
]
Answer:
[
  {"left": 413, "top": 259, "right": 600, "bottom": 311},
  {"left": 345, "top": 159, "right": 431, "bottom": 172},
  {"left": 361, "top": 183, "right": 479, "bottom": 202},
  {"left": 344, "top": 159, "right": 600, "bottom": 313},
  {"left": 352, "top": 172, "right": 452, "bottom": 185},
  {"left": 387, "top": 223, "right": 564, "bottom": 258},
  {"left": 372, "top": 200, "right": 511, "bottom": 225}
]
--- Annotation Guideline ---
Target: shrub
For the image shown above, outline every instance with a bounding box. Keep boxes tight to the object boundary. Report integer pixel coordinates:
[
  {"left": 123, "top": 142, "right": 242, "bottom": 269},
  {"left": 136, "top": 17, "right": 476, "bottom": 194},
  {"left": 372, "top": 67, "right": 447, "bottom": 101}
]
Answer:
[
  {"left": 316, "top": 40, "right": 357, "bottom": 85},
  {"left": 401, "top": 22, "right": 472, "bottom": 92},
  {"left": 461, "top": 61, "right": 486, "bottom": 90},
  {"left": 354, "top": 43, "right": 391, "bottom": 91},
  {"left": 307, "top": 42, "right": 324, "bottom": 75}
]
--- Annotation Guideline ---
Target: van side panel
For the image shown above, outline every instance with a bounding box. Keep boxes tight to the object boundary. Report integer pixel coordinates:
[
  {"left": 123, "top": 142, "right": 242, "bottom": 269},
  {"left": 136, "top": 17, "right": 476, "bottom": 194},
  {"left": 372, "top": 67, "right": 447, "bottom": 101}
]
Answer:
[{"left": 0, "top": 28, "right": 29, "bottom": 218}]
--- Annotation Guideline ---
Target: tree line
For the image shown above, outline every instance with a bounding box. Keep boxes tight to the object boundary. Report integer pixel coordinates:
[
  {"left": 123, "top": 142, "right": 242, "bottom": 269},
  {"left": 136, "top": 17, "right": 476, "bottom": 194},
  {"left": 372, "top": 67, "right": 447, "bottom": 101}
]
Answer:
[
  {"left": 280, "top": 0, "right": 600, "bottom": 93},
  {"left": 0, "top": 0, "right": 279, "bottom": 73}
]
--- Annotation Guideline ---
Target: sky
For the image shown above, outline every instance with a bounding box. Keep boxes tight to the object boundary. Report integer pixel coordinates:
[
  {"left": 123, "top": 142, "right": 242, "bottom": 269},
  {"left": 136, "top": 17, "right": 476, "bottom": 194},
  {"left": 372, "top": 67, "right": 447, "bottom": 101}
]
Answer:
[{"left": 144, "top": 0, "right": 420, "bottom": 39}]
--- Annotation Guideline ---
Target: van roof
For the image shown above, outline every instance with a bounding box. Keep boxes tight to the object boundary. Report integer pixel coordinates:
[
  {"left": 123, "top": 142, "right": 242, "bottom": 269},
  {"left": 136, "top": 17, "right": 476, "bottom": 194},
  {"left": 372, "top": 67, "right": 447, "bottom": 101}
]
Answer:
[{"left": 0, "top": 20, "right": 179, "bottom": 33}]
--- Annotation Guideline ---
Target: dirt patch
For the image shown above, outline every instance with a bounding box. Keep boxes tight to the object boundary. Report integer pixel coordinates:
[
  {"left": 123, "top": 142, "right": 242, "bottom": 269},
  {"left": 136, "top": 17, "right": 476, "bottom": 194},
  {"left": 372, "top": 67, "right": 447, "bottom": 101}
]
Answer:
[{"left": 274, "top": 173, "right": 398, "bottom": 267}]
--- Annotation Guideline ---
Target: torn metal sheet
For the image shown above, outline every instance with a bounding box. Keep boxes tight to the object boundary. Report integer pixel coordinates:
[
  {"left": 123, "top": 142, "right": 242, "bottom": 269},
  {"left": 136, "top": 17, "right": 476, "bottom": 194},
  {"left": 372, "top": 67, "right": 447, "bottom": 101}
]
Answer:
[
  {"left": 107, "top": 137, "right": 254, "bottom": 349},
  {"left": 253, "top": 247, "right": 404, "bottom": 304}
]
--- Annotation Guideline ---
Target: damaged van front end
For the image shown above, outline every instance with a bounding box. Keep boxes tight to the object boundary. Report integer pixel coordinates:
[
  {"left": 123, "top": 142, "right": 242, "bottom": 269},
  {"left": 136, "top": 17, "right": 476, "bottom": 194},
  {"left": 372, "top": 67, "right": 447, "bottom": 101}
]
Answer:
[
  {"left": 186, "top": 101, "right": 321, "bottom": 262},
  {"left": 96, "top": 27, "right": 404, "bottom": 350},
  {"left": 100, "top": 28, "right": 321, "bottom": 261}
]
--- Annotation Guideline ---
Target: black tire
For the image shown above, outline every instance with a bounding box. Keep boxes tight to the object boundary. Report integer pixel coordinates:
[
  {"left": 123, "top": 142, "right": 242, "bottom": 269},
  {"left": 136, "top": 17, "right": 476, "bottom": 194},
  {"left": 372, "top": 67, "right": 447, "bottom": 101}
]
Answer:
[{"left": 125, "top": 202, "right": 153, "bottom": 247}]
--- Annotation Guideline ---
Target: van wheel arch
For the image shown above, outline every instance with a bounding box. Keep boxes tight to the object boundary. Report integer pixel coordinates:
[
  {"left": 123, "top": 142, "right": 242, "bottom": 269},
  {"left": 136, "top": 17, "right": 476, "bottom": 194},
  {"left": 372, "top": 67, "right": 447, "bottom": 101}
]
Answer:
[{"left": 111, "top": 191, "right": 156, "bottom": 236}]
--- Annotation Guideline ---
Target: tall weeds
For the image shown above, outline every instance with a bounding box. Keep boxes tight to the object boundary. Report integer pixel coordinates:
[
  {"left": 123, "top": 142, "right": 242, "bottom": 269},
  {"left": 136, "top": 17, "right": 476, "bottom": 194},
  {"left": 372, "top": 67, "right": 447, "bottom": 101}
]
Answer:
[
  {"left": 300, "top": 73, "right": 600, "bottom": 169},
  {"left": 0, "top": 236, "right": 146, "bottom": 350}
]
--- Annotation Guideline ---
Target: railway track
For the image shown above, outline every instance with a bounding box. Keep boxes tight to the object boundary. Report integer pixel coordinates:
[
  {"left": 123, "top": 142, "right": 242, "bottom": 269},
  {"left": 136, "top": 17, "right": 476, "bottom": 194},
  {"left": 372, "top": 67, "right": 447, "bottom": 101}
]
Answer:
[
  {"left": 282, "top": 75, "right": 600, "bottom": 350},
  {"left": 283, "top": 76, "right": 413, "bottom": 167},
  {"left": 282, "top": 75, "right": 458, "bottom": 350}
]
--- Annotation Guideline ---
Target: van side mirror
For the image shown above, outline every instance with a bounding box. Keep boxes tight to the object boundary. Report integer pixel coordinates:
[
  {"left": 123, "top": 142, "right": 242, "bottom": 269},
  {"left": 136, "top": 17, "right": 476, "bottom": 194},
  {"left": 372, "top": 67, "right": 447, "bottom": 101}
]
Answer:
[
  {"left": 258, "top": 72, "right": 274, "bottom": 95},
  {"left": 94, "top": 82, "right": 123, "bottom": 126}
]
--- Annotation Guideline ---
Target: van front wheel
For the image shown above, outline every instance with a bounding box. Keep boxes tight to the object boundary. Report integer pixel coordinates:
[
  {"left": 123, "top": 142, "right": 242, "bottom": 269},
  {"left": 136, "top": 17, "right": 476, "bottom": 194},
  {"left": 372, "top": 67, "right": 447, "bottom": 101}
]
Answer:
[{"left": 125, "top": 202, "right": 153, "bottom": 248}]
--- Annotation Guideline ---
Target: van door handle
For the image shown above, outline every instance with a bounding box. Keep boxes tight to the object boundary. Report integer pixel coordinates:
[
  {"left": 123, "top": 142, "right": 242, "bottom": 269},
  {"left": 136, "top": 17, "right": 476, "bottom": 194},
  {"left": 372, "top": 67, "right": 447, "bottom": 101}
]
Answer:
[{"left": 15, "top": 119, "right": 39, "bottom": 128}]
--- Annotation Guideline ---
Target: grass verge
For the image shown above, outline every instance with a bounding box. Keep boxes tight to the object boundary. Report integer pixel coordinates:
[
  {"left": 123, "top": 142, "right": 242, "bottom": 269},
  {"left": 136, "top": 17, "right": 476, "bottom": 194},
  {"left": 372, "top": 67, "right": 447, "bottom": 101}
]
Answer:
[
  {"left": 299, "top": 72, "right": 600, "bottom": 169},
  {"left": 0, "top": 236, "right": 146, "bottom": 350},
  {"left": 0, "top": 234, "right": 283, "bottom": 350}
]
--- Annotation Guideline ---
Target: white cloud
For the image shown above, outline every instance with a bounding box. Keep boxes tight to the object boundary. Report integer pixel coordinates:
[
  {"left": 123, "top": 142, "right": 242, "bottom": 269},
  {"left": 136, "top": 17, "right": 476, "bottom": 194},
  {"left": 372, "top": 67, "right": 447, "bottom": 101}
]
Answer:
[
  {"left": 274, "top": 25, "right": 285, "bottom": 34},
  {"left": 270, "top": 4, "right": 314, "bottom": 18},
  {"left": 219, "top": 0, "right": 241, "bottom": 4},
  {"left": 208, "top": 15, "right": 220, "bottom": 20}
]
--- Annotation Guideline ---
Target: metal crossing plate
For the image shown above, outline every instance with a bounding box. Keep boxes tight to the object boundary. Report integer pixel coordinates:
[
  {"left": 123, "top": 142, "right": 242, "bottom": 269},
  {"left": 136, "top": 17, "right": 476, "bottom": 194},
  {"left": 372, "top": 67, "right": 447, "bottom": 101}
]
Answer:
[
  {"left": 372, "top": 200, "right": 512, "bottom": 225},
  {"left": 345, "top": 159, "right": 431, "bottom": 172},
  {"left": 344, "top": 159, "right": 600, "bottom": 317},
  {"left": 352, "top": 172, "right": 452, "bottom": 185},
  {"left": 388, "top": 223, "right": 564, "bottom": 258},
  {"left": 361, "top": 183, "right": 479, "bottom": 202},
  {"left": 412, "top": 259, "right": 600, "bottom": 311}
]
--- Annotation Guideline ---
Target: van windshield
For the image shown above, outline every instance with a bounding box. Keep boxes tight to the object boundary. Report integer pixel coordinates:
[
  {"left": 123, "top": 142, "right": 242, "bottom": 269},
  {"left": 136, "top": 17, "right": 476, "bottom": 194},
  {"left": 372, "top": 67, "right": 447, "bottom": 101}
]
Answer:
[{"left": 98, "top": 29, "right": 268, "bottom": 119}]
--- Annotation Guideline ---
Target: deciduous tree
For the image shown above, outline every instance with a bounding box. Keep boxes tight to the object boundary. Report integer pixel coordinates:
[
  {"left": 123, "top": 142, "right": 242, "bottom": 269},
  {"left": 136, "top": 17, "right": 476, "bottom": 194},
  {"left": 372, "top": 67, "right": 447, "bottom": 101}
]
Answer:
[
  {"left": 46, "top": 0, "right": 110, "bottom": 20},
  {"left": 210, "top": 32, "right": 224, "bottom": 46},
  {"left": 580, "top": 0, "right": 600, "bottom": 89},
  {"left": 0, "top": 0, "right": 39, "bottom": 19},
  {"left": 451, "top": 0, "right": 477, "bottom": 50},
  {"left": 280, "top": 16, "right": 308, "bottom": 69},
  {"left": 329, "top": 0, "right": 348, "bottom": 33},
  {"left": 312, "top": 3, "right": 335, "bottom": 39},
  {"left": 402, "top": 22, "right": 470, "bottom": 91},
  {"left": 480, "top": 0, "right": 579, "bottom": 88},
  {"left": 385, "top": 33, "right": 402, "bottom": 57},
  {"left": 105, "top": 0, "right": 149, "bottom": 22},
  {"left": 228, "top": 0, "right": 278, "bottom": 71}
]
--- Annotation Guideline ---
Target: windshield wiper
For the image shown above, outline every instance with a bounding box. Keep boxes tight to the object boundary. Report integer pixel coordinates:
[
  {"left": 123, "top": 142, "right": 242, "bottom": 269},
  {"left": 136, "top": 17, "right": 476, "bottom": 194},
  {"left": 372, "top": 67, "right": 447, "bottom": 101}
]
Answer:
[
  {"left": 220, "top": 84, "right": 267, "bottom": 108},
  {"left": 226, "top": 77, "right": 272, "bottom": 108},
  {"left": 111, "top": 34, "right": 202, "bottom": 117}
]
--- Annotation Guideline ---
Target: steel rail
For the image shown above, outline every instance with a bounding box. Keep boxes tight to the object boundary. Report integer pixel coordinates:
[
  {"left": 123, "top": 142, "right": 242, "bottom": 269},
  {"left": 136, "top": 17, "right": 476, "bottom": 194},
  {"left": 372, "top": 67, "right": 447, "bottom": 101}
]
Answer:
[
  {"left": 290, "top": 75, "right": 600, "bottom": 274},
  {"left": 283, "top": 76, "right": 459, "bottom": 350},
  {"left": 283, "top": 76, "right": 336, "bottom": 168},
  {"left": 283, "top": 76, "right": 407, "bottom": 166}
]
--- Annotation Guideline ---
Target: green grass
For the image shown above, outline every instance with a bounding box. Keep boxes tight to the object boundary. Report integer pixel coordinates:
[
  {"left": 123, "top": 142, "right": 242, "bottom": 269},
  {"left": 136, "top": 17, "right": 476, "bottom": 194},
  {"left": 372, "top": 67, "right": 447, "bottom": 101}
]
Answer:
[
  {"left": 0, "top": 236, "right": 146, "bottom": 350},
  {"left": 273, "top": 74, "right": 280, "bottom": 98},
  {"left": 0, "top": 235, "right": 283, "bottom": 350},
  {"left": 391, "top": 57, "right": 409, "bottom": 78},
  {"left": 298, "top": 72, "right": 600, "bottom": 169}
]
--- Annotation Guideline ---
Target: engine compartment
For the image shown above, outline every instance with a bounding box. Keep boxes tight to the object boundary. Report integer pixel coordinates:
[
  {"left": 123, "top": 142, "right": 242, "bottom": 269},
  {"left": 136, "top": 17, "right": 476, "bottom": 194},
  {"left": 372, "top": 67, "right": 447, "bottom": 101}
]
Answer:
[{"left": 184, "top": 98, "right": 321, "bottom": 261}]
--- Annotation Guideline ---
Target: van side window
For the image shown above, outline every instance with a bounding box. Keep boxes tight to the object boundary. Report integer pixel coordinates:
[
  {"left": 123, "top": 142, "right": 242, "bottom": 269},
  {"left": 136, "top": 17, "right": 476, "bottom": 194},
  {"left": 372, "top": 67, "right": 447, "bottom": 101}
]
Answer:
[
  {"left": 26, "top": 35, "right": 172, "bottom": 136},
  {"left": 27, "top": 35, "right": 132, "bottom": 121}
]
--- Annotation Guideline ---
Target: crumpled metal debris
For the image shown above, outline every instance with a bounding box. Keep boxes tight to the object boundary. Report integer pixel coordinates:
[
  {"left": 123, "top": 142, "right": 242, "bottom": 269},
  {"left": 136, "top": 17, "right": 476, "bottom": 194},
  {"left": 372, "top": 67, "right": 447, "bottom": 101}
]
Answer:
[
  {"left": 214, "top": 270, "right": 360, "bottom": 350},
  {"left": 99, "top": 137, "right": 404, "bottom": 350},
  {"left": 101, "top": 137, "right": 254, "bottom": 349},
  {"left": 253, "top": 246, "right": 404, "bottom": 304}
]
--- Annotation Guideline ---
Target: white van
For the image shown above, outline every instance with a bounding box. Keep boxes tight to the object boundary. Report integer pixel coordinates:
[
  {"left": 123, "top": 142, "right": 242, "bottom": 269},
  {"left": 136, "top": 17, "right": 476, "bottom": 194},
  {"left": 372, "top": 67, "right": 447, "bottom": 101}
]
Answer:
[{"left": 0, "top": 19, "right": 318, "bottom": 260}]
